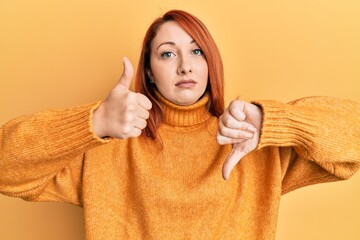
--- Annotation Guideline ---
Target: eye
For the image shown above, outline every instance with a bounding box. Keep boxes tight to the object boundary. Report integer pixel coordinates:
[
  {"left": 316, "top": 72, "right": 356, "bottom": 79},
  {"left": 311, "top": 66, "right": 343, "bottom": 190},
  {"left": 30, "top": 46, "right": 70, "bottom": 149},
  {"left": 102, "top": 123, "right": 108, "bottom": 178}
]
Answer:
[
  {"left": 161, "top": 51, "right": 175, "bottom": 59},
  {"left": 192, "top": 48, "right": 203, "bottom": 56}
]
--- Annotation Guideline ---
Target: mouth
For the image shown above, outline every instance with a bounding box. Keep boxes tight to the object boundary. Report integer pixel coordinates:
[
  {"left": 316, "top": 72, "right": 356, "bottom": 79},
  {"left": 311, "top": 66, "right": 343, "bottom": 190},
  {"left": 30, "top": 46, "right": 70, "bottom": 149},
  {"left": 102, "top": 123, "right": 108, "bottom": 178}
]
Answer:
[{"left": 175, "top": 79, "right": 197, "bottom": 88}]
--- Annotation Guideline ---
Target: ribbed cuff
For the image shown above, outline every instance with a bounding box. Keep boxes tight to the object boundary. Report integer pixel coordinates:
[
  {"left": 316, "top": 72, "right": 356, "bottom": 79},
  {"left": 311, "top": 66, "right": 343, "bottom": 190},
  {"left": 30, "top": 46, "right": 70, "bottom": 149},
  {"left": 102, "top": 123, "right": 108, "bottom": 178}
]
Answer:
[
  {"left": 251, "top": 99, "right": 318, "bottom": 151},
  {"left": 37, "top": 102, "right": 111, "bottom": 159}
]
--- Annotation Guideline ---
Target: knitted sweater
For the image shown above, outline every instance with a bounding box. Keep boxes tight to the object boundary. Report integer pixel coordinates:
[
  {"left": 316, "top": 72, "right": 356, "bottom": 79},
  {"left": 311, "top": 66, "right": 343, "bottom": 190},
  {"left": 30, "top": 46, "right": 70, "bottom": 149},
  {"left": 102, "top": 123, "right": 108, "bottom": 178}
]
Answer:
[{"left": 0, "top": 92, "right": 360, "bottom": 240}]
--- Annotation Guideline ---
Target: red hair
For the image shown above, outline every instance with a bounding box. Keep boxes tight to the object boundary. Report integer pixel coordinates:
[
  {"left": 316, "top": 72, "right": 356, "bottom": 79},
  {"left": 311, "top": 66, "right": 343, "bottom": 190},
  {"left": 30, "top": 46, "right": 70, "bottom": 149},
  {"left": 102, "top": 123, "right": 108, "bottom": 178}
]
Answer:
[{"left": 135, "top": 9, "right": 224, "bottom": 139}]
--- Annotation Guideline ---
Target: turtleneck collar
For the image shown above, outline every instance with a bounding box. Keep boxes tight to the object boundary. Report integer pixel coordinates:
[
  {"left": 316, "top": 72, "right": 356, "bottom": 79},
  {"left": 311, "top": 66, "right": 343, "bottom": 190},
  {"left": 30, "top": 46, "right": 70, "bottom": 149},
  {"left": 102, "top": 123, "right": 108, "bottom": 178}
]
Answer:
[{"left": 154, "top": 90, "right": 212, "bottom": 127}]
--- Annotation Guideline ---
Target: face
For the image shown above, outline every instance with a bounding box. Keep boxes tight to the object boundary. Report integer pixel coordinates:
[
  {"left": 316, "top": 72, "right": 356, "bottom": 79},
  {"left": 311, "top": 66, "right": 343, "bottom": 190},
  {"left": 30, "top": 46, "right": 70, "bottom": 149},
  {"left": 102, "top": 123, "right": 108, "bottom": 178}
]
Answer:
[{"left": 148, "top": 21, "right": 209, "bottom": 106}]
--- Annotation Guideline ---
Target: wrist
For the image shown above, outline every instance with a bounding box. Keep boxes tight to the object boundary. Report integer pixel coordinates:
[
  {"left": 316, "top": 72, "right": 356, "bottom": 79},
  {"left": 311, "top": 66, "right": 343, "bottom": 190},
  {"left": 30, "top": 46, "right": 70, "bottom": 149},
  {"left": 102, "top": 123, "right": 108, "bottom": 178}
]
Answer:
[{"left": 92, "top": 103, "right": 108, "bottom": 138}]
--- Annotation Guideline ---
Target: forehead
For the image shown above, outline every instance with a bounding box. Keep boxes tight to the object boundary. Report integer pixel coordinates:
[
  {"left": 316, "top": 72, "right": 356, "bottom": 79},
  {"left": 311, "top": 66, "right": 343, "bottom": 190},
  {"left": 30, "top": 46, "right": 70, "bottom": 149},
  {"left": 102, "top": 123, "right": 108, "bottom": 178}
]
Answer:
[{"left": 152, "top": 21, "right": 193, "bottom": 46}]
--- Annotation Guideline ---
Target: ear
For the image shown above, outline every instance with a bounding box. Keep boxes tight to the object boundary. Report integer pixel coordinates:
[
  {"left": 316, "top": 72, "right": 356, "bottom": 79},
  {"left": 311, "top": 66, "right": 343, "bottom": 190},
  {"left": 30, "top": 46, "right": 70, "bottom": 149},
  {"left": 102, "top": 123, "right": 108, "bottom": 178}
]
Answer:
[{"left": 146, "top": 69, "right": 155, "bottom": 84}]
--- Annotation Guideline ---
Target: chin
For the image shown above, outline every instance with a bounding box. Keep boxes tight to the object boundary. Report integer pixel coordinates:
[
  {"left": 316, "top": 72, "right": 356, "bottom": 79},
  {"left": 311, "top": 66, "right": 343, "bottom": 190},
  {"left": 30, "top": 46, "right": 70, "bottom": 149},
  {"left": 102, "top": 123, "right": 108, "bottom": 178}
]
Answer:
[
  {"left": 174, "top": 90, "right": 206, "bottom": 105},
  {"left": 174, "top": 97, "right": 200, "bottom": 106}
]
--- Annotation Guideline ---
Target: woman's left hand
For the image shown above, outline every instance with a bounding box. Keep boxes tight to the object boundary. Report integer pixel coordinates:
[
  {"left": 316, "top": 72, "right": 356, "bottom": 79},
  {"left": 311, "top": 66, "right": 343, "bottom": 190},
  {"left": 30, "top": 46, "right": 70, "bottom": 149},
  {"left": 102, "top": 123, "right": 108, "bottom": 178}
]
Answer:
[{"left": 217, "top": 100, "right": 263, "bottom": 180}]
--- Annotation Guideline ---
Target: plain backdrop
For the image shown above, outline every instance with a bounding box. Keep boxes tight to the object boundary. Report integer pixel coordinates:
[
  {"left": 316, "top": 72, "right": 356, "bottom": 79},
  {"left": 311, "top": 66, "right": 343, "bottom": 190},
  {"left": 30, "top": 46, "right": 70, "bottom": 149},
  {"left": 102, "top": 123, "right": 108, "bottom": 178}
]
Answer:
[{"left": 0, "top": 0, "right": 359, "bottom": 239}]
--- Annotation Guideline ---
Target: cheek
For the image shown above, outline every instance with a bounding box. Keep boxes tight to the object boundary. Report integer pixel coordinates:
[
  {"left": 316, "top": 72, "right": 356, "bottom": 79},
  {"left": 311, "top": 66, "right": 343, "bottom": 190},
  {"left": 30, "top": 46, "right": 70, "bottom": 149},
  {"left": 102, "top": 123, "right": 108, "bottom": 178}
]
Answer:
[
  {"left": 153, "top": 67, "right": 167, "bottom": 83},
  {"left": 150, "top": 61, "right": 164, "bottom": 80},
  {"left": 200, "top": 62, "right": 209, "bottom": 82},
  {"left": 151, "top": 62, "right": 173, "bottom": 88}
]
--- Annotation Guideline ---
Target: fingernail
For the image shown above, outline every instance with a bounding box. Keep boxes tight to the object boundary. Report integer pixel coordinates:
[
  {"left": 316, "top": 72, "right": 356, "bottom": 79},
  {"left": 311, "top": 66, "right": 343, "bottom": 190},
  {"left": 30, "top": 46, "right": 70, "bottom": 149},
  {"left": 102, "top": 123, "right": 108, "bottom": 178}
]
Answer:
[{"left": 240, "top": 113, "right": 246, "bottom": 120}]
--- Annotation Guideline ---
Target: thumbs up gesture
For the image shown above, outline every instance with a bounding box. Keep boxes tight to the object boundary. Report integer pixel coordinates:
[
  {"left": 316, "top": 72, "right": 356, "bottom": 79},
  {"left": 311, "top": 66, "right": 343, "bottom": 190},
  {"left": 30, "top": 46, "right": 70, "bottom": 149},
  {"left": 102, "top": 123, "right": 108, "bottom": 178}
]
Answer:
[
  {"left": 92, "top": 57, "right": 152, "bottom": 139},
  {"left": 217, "top": 100, "right": 263, "bottom": 180}
]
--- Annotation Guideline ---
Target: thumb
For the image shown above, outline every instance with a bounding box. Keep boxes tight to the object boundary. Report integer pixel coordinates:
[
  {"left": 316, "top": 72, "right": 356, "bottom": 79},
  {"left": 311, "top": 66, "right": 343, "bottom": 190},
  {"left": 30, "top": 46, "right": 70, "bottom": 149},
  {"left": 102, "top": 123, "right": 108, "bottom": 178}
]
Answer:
[
  {"left": 117, "top": 57, "right": 134, "bottom": 89},
  {"left": 222, "top": 148, "right": 247, "bottom": 180},
  {"left": 232, "top": 100, "right": 246, "bottom": 121}
]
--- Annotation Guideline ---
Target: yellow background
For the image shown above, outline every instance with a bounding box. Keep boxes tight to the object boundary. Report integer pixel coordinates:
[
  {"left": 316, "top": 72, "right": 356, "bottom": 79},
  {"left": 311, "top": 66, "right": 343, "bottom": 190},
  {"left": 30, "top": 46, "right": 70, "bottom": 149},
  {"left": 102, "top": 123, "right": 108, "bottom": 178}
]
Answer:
[{"left": 1, "top": 0, "right": 359, "bottom": 239}]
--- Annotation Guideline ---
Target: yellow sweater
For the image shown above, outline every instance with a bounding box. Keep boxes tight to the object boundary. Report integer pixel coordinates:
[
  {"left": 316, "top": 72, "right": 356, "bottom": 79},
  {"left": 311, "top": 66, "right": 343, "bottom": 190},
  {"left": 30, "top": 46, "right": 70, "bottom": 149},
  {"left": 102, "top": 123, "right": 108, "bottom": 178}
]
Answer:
[{"left": 0, "top": 92, "right": 360, "bottom": 240}]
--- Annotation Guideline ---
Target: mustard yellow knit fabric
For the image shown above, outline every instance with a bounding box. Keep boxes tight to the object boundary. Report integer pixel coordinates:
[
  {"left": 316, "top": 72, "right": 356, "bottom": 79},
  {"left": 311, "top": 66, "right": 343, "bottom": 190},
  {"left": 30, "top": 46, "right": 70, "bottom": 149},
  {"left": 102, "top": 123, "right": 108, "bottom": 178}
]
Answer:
[{"left": 1, "top": 93, "right": 360, "bottom": 240}]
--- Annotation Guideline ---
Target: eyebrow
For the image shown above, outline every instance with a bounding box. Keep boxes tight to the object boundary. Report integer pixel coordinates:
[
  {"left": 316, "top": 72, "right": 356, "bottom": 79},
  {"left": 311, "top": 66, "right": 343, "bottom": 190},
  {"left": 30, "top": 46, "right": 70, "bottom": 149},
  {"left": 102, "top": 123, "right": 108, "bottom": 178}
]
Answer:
[{"left": 156, "top": 39, "right": 196, "bottom": 50}]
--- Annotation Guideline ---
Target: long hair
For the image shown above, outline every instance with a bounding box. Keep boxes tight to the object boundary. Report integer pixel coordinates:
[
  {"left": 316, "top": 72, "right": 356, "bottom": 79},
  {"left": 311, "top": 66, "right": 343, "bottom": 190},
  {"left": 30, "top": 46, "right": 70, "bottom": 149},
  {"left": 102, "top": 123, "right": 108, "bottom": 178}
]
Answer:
[{"left": 135, "top": 10, "right": 224, "bottom": 139}]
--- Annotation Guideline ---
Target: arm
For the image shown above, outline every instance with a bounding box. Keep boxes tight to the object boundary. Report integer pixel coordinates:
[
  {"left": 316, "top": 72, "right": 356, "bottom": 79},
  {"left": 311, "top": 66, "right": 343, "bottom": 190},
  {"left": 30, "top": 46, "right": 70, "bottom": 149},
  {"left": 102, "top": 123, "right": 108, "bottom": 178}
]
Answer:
[
  {"left": 0, "top": 102, "right": 107, "bottom": 204},
  {"left": 217, "top": 95, "right": 360, "bottom": 186},
  {"left": 0, "top": 57, "right": 151, "bottom": 204},
  {"left": 254, "top": 96, "right": 360, "bottom": 193}
]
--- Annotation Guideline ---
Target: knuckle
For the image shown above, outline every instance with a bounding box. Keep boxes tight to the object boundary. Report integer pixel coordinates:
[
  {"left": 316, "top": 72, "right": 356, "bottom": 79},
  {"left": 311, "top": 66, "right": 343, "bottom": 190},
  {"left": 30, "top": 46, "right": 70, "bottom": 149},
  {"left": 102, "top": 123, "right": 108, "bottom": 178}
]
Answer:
[
  {"left": 238, "top": 132, "right": 245, "bottom": 138},
  {"left": 238, "top": 122, "right": 246, "bottom": 129},
  {"left": 123, "top": 112, "right": 134, "bottom": 122},
  {"left": 216, "top": 134, "right": 224, "bottom": 144},
  {"left": 125, "top": 92, "right": 136, "bottom": 102},
  {"left": 218, "top": 127, "right": 227, "bottom": 136},
  {"left": 125, "top": 103, "right": 136, "bottom": 112},
  {"left": 224, "top": 118, "right": 233, "bottom": 127},
  {"left": 229, "top": 100, "right": 240, "bottom": 108},
  {"left": 123, "top": 91, "right": 131, "bottom": 99},
  {"left": 238, "top": 131, "right": 251, "bottom": 139},
  {"left": 121, "top": 125, "right": 132, "bottom": 135},
  {"left": 228, "top": 106, "right": 236, "bottom": 116},
  {"left": 229, "top": 105, "right": 240, "bottom": 117},
  {"left": 136, "top": 92, "right": 144, "bottom": 97},
  {"left": 121, "top": 71, "right": 127, "bottom": 78},
  {"left": 229, "top": 100, "right": 236, "bottom": 107},
  {"left": 129, "top": 92, "right": 137, "bottom": 99}
]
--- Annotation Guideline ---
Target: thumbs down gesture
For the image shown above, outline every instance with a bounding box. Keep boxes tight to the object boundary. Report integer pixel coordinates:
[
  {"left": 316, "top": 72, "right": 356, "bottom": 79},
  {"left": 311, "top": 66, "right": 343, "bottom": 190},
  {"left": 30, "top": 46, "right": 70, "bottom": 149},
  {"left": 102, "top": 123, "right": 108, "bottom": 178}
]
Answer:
[
  {"left": 92, "top": 57, "right": 152, "bottom": 139},
  {"left": 217, "top": 100, "right": 263, "bottom": 180}
]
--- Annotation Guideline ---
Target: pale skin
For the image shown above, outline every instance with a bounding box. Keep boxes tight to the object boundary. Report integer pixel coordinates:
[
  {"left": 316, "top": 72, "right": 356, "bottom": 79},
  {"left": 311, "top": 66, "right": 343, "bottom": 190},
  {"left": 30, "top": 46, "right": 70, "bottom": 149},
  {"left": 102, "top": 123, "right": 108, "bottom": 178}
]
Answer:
[{"left": 92, "top": 21, "right": 263, "bottom": 180}]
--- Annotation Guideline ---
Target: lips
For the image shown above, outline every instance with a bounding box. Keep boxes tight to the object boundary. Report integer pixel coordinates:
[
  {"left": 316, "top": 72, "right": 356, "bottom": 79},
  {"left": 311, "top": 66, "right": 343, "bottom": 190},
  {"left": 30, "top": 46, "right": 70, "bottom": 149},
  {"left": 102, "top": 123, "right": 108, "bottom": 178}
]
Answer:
[{"left": 175, "top": 79, "right": 197, "bottom": 87}]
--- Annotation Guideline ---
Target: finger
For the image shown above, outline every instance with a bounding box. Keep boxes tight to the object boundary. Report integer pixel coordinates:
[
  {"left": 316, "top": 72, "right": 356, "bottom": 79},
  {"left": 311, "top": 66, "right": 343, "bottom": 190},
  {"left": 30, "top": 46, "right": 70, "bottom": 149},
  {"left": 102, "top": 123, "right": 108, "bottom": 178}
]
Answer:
[
  {"left": 222, "top": 149, "right": 247, "bottom": 180},
  {"left": 129, "top": 128, "right": 142, "bottom": 138},
  {"left": 218, "top": 124, "right": 254, "bottom": 139},
  {"left": 117, "top": 57, "right": 134, "bottom": 89},
  {"left": 136, "top": 106, "right": 150, "bottom": 119},
  {"left": 229, "top": 101, "right": 246, "bottom": 121},
  {"left": 216, "top": 134, "right": 247, "bottom": 145},
  {"left": 137, "top": 93, "right": 152, "bottom": 110},
  {"left": 134, "top": 118, "right": 147, "bottom": 130},
  {"left": 220, "top": 114, "right": 257, "bottom": 132}
]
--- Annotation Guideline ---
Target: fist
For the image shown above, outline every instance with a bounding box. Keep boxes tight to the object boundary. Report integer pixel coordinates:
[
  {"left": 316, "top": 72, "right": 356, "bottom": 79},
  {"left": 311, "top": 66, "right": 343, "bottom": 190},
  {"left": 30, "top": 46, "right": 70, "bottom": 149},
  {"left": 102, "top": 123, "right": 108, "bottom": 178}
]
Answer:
[
  {"left": 92, "top": 57, "right": 152, "bottom": 139},
  {"left": 217, "top": 100, "right": 263, "bottom": 180}
]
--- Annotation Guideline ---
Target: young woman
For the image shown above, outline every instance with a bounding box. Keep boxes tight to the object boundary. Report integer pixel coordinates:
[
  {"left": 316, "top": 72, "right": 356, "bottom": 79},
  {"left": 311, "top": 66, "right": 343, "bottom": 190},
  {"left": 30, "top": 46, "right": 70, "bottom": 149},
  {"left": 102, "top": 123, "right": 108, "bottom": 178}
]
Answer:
[{"left": 0, "top": 9, "right": 359, "bottom": 240}]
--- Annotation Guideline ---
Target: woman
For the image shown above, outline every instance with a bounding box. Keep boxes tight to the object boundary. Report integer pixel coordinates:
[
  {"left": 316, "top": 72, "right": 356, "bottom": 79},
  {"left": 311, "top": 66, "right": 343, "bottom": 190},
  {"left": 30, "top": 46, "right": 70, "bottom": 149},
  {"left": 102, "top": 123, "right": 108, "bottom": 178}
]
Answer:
[{"left": 0, "top": 9, "right": 359, "bottom": 240}]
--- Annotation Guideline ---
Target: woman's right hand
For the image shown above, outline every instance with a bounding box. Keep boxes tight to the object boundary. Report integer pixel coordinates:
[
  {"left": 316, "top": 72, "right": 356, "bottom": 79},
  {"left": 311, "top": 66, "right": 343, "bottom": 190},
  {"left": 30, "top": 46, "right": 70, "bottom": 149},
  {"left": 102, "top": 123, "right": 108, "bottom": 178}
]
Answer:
[{"left": 92, "top": 57, "right": 152, "bottom": 139}]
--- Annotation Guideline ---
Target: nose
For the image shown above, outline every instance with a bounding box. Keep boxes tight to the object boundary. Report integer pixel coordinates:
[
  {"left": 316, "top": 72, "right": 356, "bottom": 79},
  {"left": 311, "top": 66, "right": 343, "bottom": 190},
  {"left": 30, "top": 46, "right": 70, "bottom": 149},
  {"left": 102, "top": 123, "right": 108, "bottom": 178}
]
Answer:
[{"left": 177, "top": 55, "right": 192, "bottom": 75}]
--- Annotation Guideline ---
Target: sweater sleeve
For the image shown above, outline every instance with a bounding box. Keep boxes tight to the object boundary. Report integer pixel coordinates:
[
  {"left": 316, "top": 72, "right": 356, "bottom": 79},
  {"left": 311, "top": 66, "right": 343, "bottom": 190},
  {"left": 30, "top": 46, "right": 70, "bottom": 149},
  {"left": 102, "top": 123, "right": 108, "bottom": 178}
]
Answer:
[
  {"left": 252, "top": 96, "right": 360, "bottom": 194},
  {"left": 0, "top": 102, "right": 110, "bottom": 205}
]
